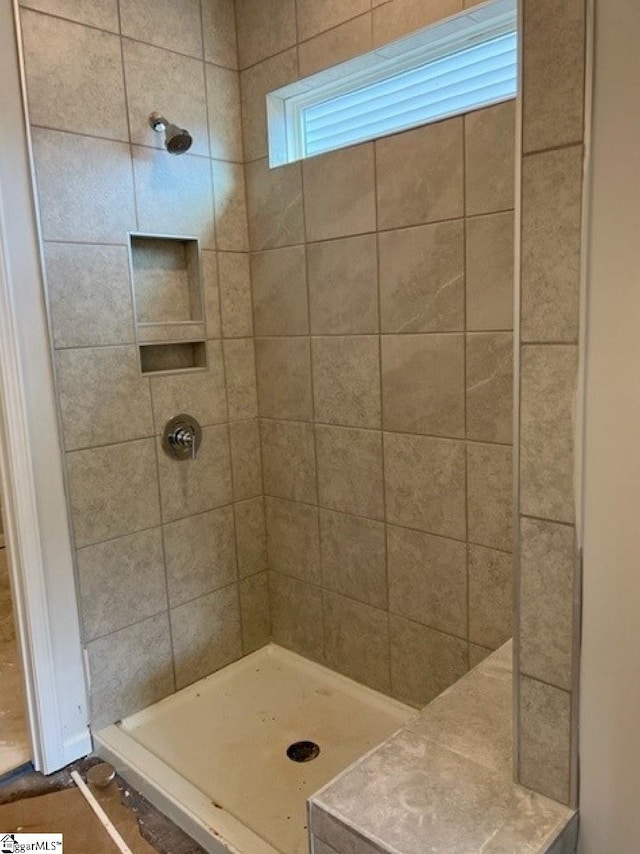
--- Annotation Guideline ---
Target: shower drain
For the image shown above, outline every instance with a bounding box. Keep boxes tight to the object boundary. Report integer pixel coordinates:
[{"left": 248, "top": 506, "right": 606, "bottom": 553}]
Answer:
[{"left": 286, "top": 741, "right": 321, "bottom": 762}]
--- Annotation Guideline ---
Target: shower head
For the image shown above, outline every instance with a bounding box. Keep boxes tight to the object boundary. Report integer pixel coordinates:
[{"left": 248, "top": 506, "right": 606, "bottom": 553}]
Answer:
[{"left": 149, "top": 112, "right": 193, "bottom": 155}]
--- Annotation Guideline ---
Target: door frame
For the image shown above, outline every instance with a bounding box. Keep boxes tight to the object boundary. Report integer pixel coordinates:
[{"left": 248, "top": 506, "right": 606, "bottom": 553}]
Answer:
[{"left": 0, "top": 0, "right": 91, "bottom": 774}]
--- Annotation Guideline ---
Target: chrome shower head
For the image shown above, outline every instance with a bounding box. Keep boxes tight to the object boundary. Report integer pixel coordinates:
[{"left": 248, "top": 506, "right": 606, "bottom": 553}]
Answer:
[{"left": 149, "top": 112, "right": 193, "bottom": 155}]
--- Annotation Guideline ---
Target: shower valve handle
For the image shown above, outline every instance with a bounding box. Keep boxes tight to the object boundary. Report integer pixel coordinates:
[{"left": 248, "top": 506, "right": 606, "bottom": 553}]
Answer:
[{"left": 162, "top": 414, "right": 202, "bottom": 461}]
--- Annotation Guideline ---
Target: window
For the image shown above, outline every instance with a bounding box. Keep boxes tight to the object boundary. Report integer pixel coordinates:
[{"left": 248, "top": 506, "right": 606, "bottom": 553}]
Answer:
[{"left": 267, "top": 0, "right": 517, "bottom": 167}]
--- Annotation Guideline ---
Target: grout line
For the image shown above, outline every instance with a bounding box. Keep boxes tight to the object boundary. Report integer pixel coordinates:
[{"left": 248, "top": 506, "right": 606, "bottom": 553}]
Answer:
[
  {"left": 249, "top": 329, "right": 516, "bottom": 337},
  {"left": 29, "top": 123, "right": 244, "bottom": 166},
  {"left": 150, "top": 422, "right": 178, "bottom": 693},
  {"left": 518, "top": 670, "right": 573, "bottom": 696},
  {"left": 372, "top": 136, "right": 393, "bottom": 692},
  {"left": 522, "top": 139, "right": 585, "bottom": 159},
  {"left": 20, "top": 4, "right": 239, "bottom": 71},
  {"left": 86, "top": 580, "right": 241, "bottom": 647},
  {"left": 296, "top": 37, "right": 327, "bottom": 663},
  {"left": 462, "top": 110, "right": 471, "bottom": 672},
  {"left": 262, "top": 490, "right": 514, "bottom": 556},
  {"left": 256, "top": 415, "right": 514, "bottom": 449},
  {"left": 520, "top": 513, "right": 576, "bottom": 530},
  {"left": 268, "top": 565, "right": 498, "bottom": 651}
]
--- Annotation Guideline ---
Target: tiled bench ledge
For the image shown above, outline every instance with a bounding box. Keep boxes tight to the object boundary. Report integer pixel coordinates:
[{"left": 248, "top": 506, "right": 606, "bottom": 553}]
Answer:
[{"left": 309, "top": 643, "right": 578, "bottom": 854}]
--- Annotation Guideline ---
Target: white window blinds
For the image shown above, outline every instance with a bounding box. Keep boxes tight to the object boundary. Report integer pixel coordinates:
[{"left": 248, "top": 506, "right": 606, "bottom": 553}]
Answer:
[{"left": 267, "top": 0, "right": 517, "bottom": 167}]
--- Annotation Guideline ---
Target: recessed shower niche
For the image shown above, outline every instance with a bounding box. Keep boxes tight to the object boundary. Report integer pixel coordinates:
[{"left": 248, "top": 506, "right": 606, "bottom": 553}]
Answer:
[{"left": 128, "top": 234, "right": 207, "bottom": 374}]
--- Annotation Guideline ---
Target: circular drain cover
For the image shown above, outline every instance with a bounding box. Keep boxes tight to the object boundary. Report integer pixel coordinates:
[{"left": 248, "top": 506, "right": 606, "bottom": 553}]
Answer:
[{"left": 287, "top": 741, "right": 320, "bottom": 762}]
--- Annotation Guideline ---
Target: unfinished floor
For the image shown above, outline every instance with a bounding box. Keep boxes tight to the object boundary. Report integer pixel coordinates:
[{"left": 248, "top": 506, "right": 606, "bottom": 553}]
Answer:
[{"left": 0, "top": 546, "right": 29, "bottom": 776}]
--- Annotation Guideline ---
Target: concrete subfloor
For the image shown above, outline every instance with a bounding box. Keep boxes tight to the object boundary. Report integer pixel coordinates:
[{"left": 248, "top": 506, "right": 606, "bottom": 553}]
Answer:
[{"left": 0, "top": 546, "right": 30, "bottom": 776}]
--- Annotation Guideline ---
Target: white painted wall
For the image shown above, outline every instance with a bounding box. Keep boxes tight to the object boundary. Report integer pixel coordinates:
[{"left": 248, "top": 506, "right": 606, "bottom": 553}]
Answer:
[{"left": 579, "top": 0, "right": 640, "bottom": 850}]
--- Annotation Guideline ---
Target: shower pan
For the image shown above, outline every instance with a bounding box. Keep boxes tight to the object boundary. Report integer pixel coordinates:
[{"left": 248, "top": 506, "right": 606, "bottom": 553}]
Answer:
[{"left": 95, "top": 645, "right": 413, "bottom": 854}]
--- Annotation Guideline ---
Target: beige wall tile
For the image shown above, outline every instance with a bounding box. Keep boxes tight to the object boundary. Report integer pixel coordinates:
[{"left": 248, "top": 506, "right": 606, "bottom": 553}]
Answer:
[
  {"left": 246, "top": 158, "right": 304, "bottom": 249},
  {"left": 520, "top": 517, "right": 575, "bottom": 690},
  {"left": 78, "top": 529, "right": 167, "bottom": 642},
  {"left": 384, "top": 433, "right": 466, "bottom": 540},
  {"left": 269, "top": 571, "right": 324, "bottom": 661},
  {"left": 123, "top": 40, "right": 208, "bottom": 157},
  {"left": 390, "top": 615, "right": 468, "bottom": 707},
  {"left": 522, "top": 0, "right": 585, "bottom": 154},
  {"left": 202, "top": 250, "right": 222, "bottom": 338},
  {"left": 377, "top": 119, "right": 463, "bottom": 229},
  {"left": 296, "top": 0, "right": 371, "bottom": 41},
  {"left": 133, "top": 147, "right": 215, "bottom": 250},
  {"left": 519, "top": 676, "right": 571, "bottom": 804},
  {"left": 304, "top": 144, "right": 376, "bottom": 241},
  {"left": 150, "top": 341, "right": 227, "bottom": 431},
  {"left": 32, "top": 130, "right": 135, "bottom": 243},
  {"left": 22, "top": 11, "right": 127, "bottom": 140},
  {"left": 520, "top": 345, "right": 578, "bottom": 524},
  {"left": 45, "top": 243, "right": 134, "bottom": 349},
  {"left": 163, "top": 506, "right": 237, "bottom": 606},
  {"left": 223, "top": 338, "right": 258, "bottom": 420},
  {"left": 308, "top": 235, "right": 379, "bottom": 335},
  {"left": 20, "top": 0, "right": 119, "bottom": 31},
  {"left": 465, "top": 101, "right": 516, "bottom": 216},
  {"left": 468, "top": 545, "right": 512, "bottom": 650},
  {"left": 67, "top": 439, "right": 161, "bottom": 547},
  {"left": 212, "top": 160, "right": 249, "bottom": 251},
  {"left": 316, "top": 425, "right": 384, "bottom": 519},
  {"left": 56, "top": 346, "right": 153, "bottom": 450},
  {"left": 256, "top": 337, "right": 313, "bottom": 420},
  {"left": 235, "top": 0, "right": 297, "bottom": 68},
  {"left": 382, "top": 334, "right": 464, "bottom": 437},
  {"left": 206, "top": 64, "right": 243, "bottom": 162},
  {"left": 241, "top": 49, "right": 298, "bottom": 162},
  {"left": 299, "top": 14, "right": 373, "bottom": 77},
  {"left": 239, "top": 572, "right": 271, "bottom": 653},
  {"left": 379, "top": 221, "right": 464, "bottom": 332},
  {"left": 387, "top": 525, "right": 467, "bottom": 637},
  {"left": 521, "top": 146, "right": 583, "bottom": 343},
  {"left": 324, "top": 592, "right": 390, "bottom": 692},
  {"left": 157, "top": 424, "right": 232, "bottom": 522},
  {"left": 202, "top": 0, "right": 238, "bottom": 69},
  {"left": 170, "top": 585, "right": 242, "bottom": 689},
  {"left": 252, "top": 246, "right": 309, "bottom": 336},
  {"left": 319, "top": 509, "right": 387, "bottom": 609},
  {"left": 466, "top": 332, "right": 513, "bottom": 444},
  {"left": 261, "top": 419, "right": 317, "bottom": 503},
  {"left": 466, "top": 212, "right": 514, "bottom": 332},
  {"left": 467, "top": 443, "right": 513, "bottom": 552},
  {"left": 266, "top": 497, "right": 321, "bottom": 583},
  {"left": 235, "top": 497, "right": 268, "bottom": 578},
  {"left": 218, "top": 252, "right": 253, "bottom": 338},
  {"left": 87, "top": 613, "right": 173, "bottom": 729},
  {"left": 373, "top": 0, "right": 462, "bottom": 45},
  {"left": 120, "top": 0, "right": 203, "bottom": 58},
  {"left": 312, "top": 336, "right": 381, "bottom": 429},
  {"left": 229, "top": 419, "right": 262, "bottom": 500}
]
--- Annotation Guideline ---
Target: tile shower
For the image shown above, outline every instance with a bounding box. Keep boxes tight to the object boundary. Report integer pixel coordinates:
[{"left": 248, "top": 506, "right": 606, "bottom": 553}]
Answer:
[
  {"left": 18, "top": 0, "right": 514, "bottom": 727},
  {"left": 10, "top": 0, "right": 572, "bottom": 850}
]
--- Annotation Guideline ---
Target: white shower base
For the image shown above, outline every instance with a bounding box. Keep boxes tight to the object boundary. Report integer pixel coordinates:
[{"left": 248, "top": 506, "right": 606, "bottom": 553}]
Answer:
[{"left": 95, "top": 644, "right": 414, "bottom": 854}]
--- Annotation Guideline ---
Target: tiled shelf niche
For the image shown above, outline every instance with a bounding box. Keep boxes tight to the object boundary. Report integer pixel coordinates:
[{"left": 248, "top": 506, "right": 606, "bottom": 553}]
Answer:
[{"left": 128, "top": 234, "right": 207, "bottom": 374}]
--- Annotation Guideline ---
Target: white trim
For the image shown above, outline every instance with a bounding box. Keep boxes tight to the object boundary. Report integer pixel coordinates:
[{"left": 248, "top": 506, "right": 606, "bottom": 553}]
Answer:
[{"left": 0, "top": 0, "right": 91, "bottom": 773}]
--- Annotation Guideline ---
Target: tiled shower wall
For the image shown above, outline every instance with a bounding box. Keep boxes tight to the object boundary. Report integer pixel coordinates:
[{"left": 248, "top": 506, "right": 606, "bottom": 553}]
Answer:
[
  {"left": 515, "top": 0, "right": 588, "bottom": 807},
  {"left": 18, "top": 0, "right": 269, "bottom": 728},
  {"left": 237, "top": 0, "right": 515, "bottom": 706}
]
